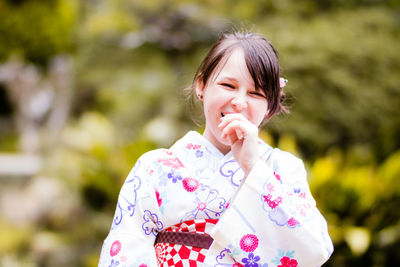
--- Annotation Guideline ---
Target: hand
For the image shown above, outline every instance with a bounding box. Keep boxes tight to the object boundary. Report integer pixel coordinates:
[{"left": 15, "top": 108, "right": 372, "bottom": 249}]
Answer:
[{"left": 218, "top": 113, "right": 259, "bottom": 176}]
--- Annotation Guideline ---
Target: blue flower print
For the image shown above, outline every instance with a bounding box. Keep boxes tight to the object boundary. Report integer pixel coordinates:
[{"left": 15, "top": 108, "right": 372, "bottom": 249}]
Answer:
[
  {"left": 109, "top": 259, "right": 119, "bottom": 267},
  {"left": 180, "top": 184, "right": 226, "bottom": 221},
  {"left": 142, "top": 210, "right": 163, "bottom": 236},
  {"left": 167, "top": 169, "right": 182, "bottom": 183},
  {"left": 241, "top": 253, "right": 261, "bottom": 267},
  {"left": 195, "top": 150, "right": 203, "bottom": 158}
]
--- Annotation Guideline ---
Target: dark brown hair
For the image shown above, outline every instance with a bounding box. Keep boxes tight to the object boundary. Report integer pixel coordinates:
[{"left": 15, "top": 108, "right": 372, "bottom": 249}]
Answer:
[{"left": 191, "top": 31, "right": 288, "bottom": 121}]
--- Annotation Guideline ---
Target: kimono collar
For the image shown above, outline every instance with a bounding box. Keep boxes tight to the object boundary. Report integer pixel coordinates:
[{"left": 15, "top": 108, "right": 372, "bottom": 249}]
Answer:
[
  {"left": 170, "top": 131, "right": 273, "bottom": 163},
  {"left": 170, "top": 131, "right": 232, "bottom": 162}
]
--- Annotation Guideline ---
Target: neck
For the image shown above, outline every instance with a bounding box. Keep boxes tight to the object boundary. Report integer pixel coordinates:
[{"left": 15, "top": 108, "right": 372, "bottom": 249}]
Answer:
[{"left": 202, "top": 129, "right": 231, "bottom": 155}]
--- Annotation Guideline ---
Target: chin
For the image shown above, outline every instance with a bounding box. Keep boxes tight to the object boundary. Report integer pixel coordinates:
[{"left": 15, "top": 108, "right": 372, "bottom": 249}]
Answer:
[
  {"left": 215, "top": 133, "right": 232, "bottom": 149},
  {"left": 211, "top": 131, "right": 230, "bottom": 149},
  {"left": 219, "top": 138, "right": 231, "bottom": 147}
]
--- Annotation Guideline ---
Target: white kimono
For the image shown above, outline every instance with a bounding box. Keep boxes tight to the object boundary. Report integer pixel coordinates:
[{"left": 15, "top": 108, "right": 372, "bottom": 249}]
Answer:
[{"left": 99, "top": 131, "right": 333, "bottom": 266}]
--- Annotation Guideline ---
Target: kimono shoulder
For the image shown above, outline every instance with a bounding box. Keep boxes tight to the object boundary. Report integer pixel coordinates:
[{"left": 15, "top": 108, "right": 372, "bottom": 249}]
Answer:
[
  {"left": 258, "top": 148, "right": 307, "bottom": 186},
  {"left": 132, "top": 148, "right": 184, "bottom": 174},
  {"left": 136, "top": 148, "right": 172, "bottom": 163}
]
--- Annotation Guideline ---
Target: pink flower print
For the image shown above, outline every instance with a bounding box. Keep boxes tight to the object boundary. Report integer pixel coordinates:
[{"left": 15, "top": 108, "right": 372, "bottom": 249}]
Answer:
[
  {"left": 299, "top": 208, "right": 307, "bottom": 217},
  {"left": 287, "top": 217, "right": 299, "bottom": 227},
  {"left": 266, "top": 183, "right": 274, "bottom": 192},
  {"left": 110, "top": 240, "right": 121, "bottom": 257},
  {"left": 186, "top": 143, "right": 201, "bottom": 150},
  {"left": 155, "top": 189, "right": 162, "bottom": 207},
  {"left": 239, "top": 234, "right": 259, "bottom": 252},
  {"left": 146, "top": 167, "right": 154, "bottom": 175},
  {"left": 278, "top": 256, "right": 298, "bottom": 267},
  {"left": 120, "top": 255, "right": 127, "bottom": 262},
  {"left": 139, "top": 264, "right": 148, "bottom": 267},
  {"left": 197, "top": 202, "right": 207, "bottom": 211},
  {"left": 157, "top": 157, "right": 184, "bottom": 169},
  {"left": 182, "top": 177, "right": 199, "bottom": 192},
  {"left": 186, "top": 143, "right": 194, "bottom": 149},
  {"left": 184, "top": 185, "right": 226, "bottom": 220},
  {"left": 274, "top": 171, "right": 281, "bottom": 181},
  {"left": 263, "top": 194, "right": 282, "bottom": 209},
  {"left": 233, "top": 263, "right": 244, "bottom": 267}
]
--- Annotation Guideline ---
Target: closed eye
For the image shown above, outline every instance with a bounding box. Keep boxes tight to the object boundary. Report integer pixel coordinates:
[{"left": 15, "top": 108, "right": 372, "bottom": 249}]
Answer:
[
  {"left": 250, "top": 91, "right": 266, "bottom": 98},
  {"left": 219, "top": 83, "right": 235, "bottom": 89}
]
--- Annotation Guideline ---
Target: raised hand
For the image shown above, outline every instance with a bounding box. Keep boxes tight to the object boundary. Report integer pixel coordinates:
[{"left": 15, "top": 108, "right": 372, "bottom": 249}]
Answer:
[{"left": 218, "top": 113, "right": 260, "bottom": 176}]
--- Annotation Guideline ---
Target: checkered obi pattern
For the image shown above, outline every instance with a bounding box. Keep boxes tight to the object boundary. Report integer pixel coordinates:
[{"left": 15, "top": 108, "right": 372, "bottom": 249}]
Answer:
[{"left": 154, "top": 219, "right": 218, "bottom": 267}]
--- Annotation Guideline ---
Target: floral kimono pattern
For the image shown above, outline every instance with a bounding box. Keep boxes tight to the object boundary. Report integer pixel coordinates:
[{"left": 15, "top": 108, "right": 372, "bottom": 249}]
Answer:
[{"left": 98, "top": 131, "right": 333, "bottom": 267}]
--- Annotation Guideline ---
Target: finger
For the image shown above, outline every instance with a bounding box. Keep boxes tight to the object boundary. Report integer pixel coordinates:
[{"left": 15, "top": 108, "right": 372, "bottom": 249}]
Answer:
[
  {"left": 236, "top": 129, "right": 243, "bottom": 140},
  {"left": 219, "top": 116, "right": 253, "bottom": 139},
  {"left": 222, "top": 119, "right": 259, "bottom": 145},
  {"left": 221, "top": 120, "right": 247, "bottom": 141},
  {"left": 228, "top": 131, "right": 238, "bottom": 144},
  {"left": 218, "top": 113, "right": 248, "bottom": 129},
  {"left": 221, "top": 129, "right": 238, "bottom": 145}
]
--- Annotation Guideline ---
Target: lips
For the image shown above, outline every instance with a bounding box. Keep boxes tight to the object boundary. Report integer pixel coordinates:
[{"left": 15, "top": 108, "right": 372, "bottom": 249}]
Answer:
[{"left": 221, "top": 112, "right": 236, "bottom": 117}]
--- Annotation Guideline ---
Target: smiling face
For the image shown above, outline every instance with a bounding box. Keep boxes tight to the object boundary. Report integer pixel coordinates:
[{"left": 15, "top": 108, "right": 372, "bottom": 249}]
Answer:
[{"left": 196, "top": 48, "right": 269, "bottom": 153}]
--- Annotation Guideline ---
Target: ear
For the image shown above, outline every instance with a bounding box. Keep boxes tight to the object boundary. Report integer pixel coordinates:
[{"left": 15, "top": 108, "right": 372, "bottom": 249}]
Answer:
[{"left": 195, "top": 78, "right": 205, "bottom": 97}]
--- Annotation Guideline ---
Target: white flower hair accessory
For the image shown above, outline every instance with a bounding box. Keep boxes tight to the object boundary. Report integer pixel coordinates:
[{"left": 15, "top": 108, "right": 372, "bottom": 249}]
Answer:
[{"left": 279, "top": 77, "right": 288, "bottom": 88}]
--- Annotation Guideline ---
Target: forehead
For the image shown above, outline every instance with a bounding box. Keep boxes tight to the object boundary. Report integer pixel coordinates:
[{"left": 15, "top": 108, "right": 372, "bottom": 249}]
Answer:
[{"left": 211, "top": 48, "right": 255, "bottom": 85}]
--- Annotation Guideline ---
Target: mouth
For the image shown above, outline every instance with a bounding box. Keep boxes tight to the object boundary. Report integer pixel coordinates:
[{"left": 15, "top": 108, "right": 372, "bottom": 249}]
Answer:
[{"left": 221, "top": 112, "right": 236, "bottom": 117}]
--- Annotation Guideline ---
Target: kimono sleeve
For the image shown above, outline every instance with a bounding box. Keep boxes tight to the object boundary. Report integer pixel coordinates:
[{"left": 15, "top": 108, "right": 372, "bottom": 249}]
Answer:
[
  {"left": 98, "top": 151, "right": 163, "bottom": 267},
  {"left": 205, "top": 150, "right": 333, "bottom": 267}
]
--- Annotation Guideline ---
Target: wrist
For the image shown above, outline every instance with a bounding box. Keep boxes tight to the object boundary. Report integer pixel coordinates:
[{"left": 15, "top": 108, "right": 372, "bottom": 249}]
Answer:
[{"left": 242, "top": 159, "right": 256, "bottom": 176}]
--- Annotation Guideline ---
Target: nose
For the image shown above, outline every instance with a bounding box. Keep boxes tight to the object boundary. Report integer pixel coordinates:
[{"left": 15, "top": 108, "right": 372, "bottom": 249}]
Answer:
[{"left": 231, "top": 93, "right": 248, "bottom": 111}]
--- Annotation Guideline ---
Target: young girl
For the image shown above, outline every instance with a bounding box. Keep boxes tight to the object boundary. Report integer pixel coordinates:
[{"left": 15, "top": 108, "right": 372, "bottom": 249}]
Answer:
[{"left": 99, "top": 31, "right": 333, "bottom": 267}]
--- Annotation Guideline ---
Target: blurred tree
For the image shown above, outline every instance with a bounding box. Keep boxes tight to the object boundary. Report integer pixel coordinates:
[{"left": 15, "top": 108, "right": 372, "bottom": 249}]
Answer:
[
  {"left": 262, "top": 6, "right": 400, "bottom": 162},
  {"left": 0, "top": 0, "right": 78, "bottom": 65}
]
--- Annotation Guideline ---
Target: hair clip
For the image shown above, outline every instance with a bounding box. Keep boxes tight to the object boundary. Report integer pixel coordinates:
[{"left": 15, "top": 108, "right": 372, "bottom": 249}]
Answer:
[{"left": 279, "top": 77, "right": 288, "bottom": 88}]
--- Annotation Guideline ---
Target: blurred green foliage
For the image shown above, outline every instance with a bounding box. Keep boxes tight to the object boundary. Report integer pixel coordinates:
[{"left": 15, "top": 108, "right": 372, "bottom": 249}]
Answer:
[
  {"left": 309, "top": 148, "right": 400, "bottom": 265},
  {"left": 0, "top": 0, "right": 78, "bottom": 65},
  {"left": 0, "top": 0, "right": 399, "bottom": 266}
]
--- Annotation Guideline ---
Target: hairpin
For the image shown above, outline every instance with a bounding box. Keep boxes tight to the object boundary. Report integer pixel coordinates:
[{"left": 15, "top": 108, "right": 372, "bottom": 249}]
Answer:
[{"left": 279, "top": 77, "right": 288, "bottom": 88}]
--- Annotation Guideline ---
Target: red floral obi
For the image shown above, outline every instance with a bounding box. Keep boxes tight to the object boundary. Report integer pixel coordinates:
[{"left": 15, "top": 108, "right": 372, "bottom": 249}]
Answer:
[{"left": 154, "top": 219, "right": 218, "bottom": 267}]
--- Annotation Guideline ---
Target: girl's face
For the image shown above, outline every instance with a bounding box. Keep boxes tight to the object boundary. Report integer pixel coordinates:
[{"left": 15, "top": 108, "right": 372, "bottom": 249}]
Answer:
[{"left": 196, "top": 48, "right": 269, "bottom": 153}]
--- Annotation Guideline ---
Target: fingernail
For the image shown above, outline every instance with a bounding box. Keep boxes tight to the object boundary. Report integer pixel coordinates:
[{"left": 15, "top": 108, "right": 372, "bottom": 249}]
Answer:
[{"left": 236, "top": 130, "right": 243, "bottom": 139}]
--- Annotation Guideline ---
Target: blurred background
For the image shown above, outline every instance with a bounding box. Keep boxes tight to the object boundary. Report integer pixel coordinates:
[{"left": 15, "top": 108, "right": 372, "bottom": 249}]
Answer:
[{"left": 0, "top": 0, "right": 399, "bottom": 266}]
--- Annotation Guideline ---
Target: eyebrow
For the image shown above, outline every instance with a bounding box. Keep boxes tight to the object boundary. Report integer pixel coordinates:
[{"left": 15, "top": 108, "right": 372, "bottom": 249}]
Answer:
[{"left": 217, "top": 76, "right": 238, "bottom": 83}]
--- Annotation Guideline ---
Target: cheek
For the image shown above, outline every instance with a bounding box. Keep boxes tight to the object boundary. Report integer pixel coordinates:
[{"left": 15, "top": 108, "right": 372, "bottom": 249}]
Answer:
[
  {"left": 203, "top": 96, "right": 220, "bottom": 116},
  {"left": 204, "top": 105, "right": 217, "bottom": 122},
  {"left": 253, "top": 102, "right": 269, "bottom": 125}
]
